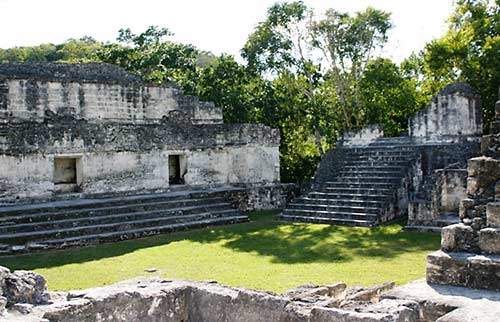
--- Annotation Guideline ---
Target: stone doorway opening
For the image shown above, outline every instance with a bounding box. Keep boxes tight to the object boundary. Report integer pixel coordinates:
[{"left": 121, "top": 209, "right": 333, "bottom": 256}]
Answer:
[
  {"left": 168, "top": 154, "right": 185, "bottom": 185},
  {"left": 54, "top": 156, "right": 81, "bottom": 193}
]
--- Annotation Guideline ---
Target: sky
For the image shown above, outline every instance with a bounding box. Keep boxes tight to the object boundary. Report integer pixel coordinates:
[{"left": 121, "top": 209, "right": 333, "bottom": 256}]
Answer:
[{"left": 0, "top": 0, "right": 454, "bottom": 63}]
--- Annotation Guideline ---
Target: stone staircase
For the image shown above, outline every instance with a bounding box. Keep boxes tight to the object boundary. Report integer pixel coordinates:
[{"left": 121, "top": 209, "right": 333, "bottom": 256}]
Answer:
[
  {"left": 280, "top": 137, "right": 415, "bottom": 227},
  {"left": 0, "top": 188, "right": 248, "bottom": 254}
]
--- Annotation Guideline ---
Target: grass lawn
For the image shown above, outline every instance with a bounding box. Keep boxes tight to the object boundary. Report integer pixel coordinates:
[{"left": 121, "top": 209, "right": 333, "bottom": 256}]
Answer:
[{"left": 0, "top": 211, "right": 440, "bottom": 293}]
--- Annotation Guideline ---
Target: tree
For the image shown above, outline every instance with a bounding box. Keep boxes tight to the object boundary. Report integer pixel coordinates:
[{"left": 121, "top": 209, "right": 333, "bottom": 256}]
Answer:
[
  {"left": 310, "top": 7, "right": 392, "bottom": 129},
  {"left": 96, "top": 26, "right": 200, "bottom": 92},
  {"left": 360, "top": 58, "right": 421, "bottom": 136},
  {"left": 422, "top": 0, "right": 500, "bottom": 130}
]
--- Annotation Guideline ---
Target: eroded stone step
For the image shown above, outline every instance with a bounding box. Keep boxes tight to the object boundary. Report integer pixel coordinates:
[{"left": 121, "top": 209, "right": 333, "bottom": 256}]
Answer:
[
  {"left": 7, "top": 215, "right": 250, "bottom": 253},
  {"left": 307, "top": 192, "right": 390, "bottom": 202},
  {"left": 323, "top": 181, "right": 397, "bottom": 189},
  {"left": 329, "top": 177, "right": 402, "bottom": 184},
  {"left": 279, "top": 214, "right": 375, "bottom": 227},
  {"left": 341, "top": 166, "right": 405, "bottom": 172},
  {"left": 286, "top": 203, "right": 382, "bottom": 214},
  {"left": 283, "top": 208, "right": 379, "bottom": 220},
  {"left": 338, "top": 170, "right": 404, "bottom": 177},
  {"left": 321, "top": 187, "right": 393, "bottom": 195},
  {"left": 0, "top": 197, "right": 226, "bottom": 224},
  {"left": 0, "top": 188, "right": 239, "bottom": 217},
  {"left": 342, "top": 160, "right": 410, "bottom": 167},
  {"left": 347, "top": 155, "right": 413, "bottom": 162},
  {"left": 294, "top": 197, "right": 386, "bottom": 208},
  {"left": 0, "top": 203, "right": 233, "bottom": 234},
  {"left": 0, "top": 209, "right": 239, "bottom": 245}
]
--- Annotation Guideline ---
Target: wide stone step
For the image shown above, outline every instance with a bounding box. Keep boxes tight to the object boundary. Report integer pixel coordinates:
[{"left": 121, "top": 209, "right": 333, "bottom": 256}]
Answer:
[
  {"left": 295, "top": 196, "right": 385, "bottom": 207},
  {"left": 338, "top": 170, "right": 404, "bottom": 177},
  {"left": 0, "top": 203, "right": 233, "bottom": 234},
  {"left": 342, "top": 160, "right": 410, "bottom": 167},
  {"left": 286, "top": 203, "right": 382, "bottom": 214},
  {"left": 284, "top": 207, "right": 379, "bottom": 219},
  {"left": 346, "top": 146, "right": 415, "bottom": 153},
  {"left": 0, "top": 197, "right": 226, "bottom": 225},
  {"left": 279, "top": 214, "right": 375, "bottom": 227},
  {"left": 0, "top": 188, "right": 236, "bottom": 217},
  {"left": 307, "top": 192, "right": 390, "bottom": 202},
  {"left": 341, "top": 166, "right": 405, "bottom": 172},
  {"left": 321, "top": 187, "right": 393, "bottom": 195},
  {"left": 8, "top": 215, "right": 250, "bottom": 253},
  {"left": 323, "top": 181, "right": 397, "bottom": 189},
  {"left": 0, "top": 209, "right": 239, "bottom": 245},
  {"left": 347, "top": 155, "right": 413, "bottom": 162},
  {"left": 329, "top": 176, "right": 402, "bottom": 184}
]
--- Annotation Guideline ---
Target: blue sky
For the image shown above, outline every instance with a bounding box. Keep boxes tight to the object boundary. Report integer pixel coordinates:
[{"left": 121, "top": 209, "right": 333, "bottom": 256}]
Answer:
[{"left": 0, "top": 0, "right": 454, "bottom": 63}]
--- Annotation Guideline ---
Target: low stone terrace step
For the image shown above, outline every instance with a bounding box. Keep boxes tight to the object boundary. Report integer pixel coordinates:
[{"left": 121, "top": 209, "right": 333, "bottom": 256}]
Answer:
[
  {"left": 0, "top": 188, "right": 248, "bottom": 254},
  {"left": 286, "top": 204, "right": 382, "bottom": 214},
  {"left": 0, "top": 187, "right": 243, "bottom": 216},
  {"left": 8, "top": 215, "right": 249, "bottom": 253},
  {"left": 0, "top": 203, "right": 233, "bottom": 234},
  {"left": 308, "top": 192, "right": 390, "bottom": 202},
  {"left": 0, "top": 197, "right": 226, "bottom": 224},
  {"left": 341, "top": 160, "right": 410, "bottom": 167},
  {"left": 294, "top": 197, "right": 385, "bottom": 208},
  {"left": 280, "top": 214, "right": 375, "bottom": 227},
  {"left": 329, "top": 176, "right": 402, "bottom": 184},
  {"left": 338, "top": 170, "right": 404, "bottom": 177},
  {"left": 0, "top": 209, "right": 240, "bottom": 245},
  {"left": 321, "top": 187, "right": 393, "bottom": 195},
  {"left": 323, "top": 181, "right": 397, "bottom": 189},
  {"left": 341, "top": 166, "right": 405, "bottom": 172}
]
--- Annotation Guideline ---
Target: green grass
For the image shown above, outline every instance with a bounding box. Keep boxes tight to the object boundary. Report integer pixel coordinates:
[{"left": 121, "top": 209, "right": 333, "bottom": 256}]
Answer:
[{"left": 0, "top": 211, "right": 440, "bottom": 293}]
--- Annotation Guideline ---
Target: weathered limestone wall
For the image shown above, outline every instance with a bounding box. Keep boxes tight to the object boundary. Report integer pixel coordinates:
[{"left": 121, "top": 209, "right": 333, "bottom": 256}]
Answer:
[
  {"left": 340, "top": 124, "right": 383, "bottom": 146},
  {"left": 0, "top": 63, "right": 281, "bottom": 202},
  {"left": 0, "top": 63, "right": 222, "bottom": 125},
  {"left": 409, "top": 83, "right": 482, "bottom": 144}
]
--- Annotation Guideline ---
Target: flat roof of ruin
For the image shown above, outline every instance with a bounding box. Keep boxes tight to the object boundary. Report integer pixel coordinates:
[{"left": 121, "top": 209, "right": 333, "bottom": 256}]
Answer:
[{"left": 0, "top": 62, "right": 147, "bottom": 85}]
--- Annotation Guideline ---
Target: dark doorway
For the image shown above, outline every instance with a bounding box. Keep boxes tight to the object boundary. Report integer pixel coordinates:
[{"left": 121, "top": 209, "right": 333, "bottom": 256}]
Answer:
[
  {"left": 54, "top": 157, "right": 80, "bottom": 193},
  {"left": 169, "top": 155, "right": 182, "bottom": 185}
]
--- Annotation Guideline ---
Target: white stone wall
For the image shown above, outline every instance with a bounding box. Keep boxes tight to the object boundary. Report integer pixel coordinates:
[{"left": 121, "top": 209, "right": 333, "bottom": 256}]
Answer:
[
  {"left": 410, "top": 94, "right": 482, "bottom": 143},
  {"left": 0, "top": 80, "right": 222, "bottom": 124},
  {"left": 341, "top": 124, "right": 384, "bottom": 146},
  {"left": 0, "top": 145, "right": 280, "bottom": 201}
]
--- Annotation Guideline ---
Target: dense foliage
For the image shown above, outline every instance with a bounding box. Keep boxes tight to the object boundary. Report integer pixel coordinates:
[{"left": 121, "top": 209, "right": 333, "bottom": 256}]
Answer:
[{"left": 1, "top": 0, "right": 498, "bottom": 183}]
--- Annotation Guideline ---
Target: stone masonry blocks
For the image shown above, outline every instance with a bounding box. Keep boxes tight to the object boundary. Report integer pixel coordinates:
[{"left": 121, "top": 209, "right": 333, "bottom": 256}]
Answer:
[
  {"left": 479, "top": 228, "right": 500, "bottom": 254},
  {"left": 487, "top": 202, "right": 500, "bottom": 227}
]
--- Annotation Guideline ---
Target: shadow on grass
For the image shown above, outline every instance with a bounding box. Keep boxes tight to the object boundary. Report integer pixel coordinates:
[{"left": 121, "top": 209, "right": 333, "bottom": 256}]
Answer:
[{"left": 0, "top": 211, "right": 440, "bottom": 270}]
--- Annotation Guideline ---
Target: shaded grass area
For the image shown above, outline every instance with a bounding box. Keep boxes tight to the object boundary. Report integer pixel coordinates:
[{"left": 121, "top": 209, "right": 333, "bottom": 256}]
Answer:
[{"left": 0, "top": 211, "right": 440, "bottom": 293}]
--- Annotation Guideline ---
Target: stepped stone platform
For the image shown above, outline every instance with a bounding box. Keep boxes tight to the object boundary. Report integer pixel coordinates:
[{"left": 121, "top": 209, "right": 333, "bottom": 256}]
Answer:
[
  {"left": 280, "top": 137, "right": 415, "bottom": 227},
  {"left": 0, "top": 187, "right": 249, "bottom": 254}
]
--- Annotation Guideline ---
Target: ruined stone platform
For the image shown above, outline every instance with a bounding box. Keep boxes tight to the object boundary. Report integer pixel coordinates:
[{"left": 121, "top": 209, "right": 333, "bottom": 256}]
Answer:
[
  {"left": 383, "top": 279, "right": 500, "bottom": 322},
  {"left": 0, "top": 187, "right": 251, "bottom": 254}
]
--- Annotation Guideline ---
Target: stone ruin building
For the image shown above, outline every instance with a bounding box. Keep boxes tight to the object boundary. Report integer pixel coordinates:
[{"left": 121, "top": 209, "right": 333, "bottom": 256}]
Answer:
[
  {"left": 0, "top": 63, "right": 498, "bottom": 320},
  {"left": 0, "top": 62, "right": 293, "bottom": 254},
  {"left": 281, "top": 83, "right": 483, "bottom": 231}
]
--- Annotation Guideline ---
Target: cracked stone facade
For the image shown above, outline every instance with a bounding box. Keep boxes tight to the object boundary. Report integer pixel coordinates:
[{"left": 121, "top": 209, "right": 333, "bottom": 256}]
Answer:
[{"left": 0, "top": 63, "right": 281, "bottom": 203}]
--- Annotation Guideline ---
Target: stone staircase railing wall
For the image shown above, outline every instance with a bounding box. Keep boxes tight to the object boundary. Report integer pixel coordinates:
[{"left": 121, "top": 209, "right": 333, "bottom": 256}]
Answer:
[
  {"left": 426, "top": 88, "right": 500, "bottom": 291},
  {"left": 284, "top": 83, "right": 483, "bottom": 228}
]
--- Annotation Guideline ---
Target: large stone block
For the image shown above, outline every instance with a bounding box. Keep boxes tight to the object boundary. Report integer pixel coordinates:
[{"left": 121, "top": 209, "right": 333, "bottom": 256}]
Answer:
[
  {"left": 479, "top": 228, "right": 500, "bottom": 254},
  {"left": 426, "top": 250, "right": 500, "bottom": 291},
  {"left": 467, "top": 157, "right": 500, "bottom": 195},
  {"left": 441, "top": 224, "right": 476, "bottom": 252},
  {"left": 487, "top": 202, "right": 500, "bottom": 227},
  {"left": 3, "top": 270, "right": 50, "bottom": 306}
]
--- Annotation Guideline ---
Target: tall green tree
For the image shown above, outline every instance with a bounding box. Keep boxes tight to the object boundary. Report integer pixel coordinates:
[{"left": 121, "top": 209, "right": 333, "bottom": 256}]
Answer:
[
  {"left": 422, "top": 0, "right": 500, "bottom": 130},
  {"left": 310, "top": 7, "right": 392, "bottom": 129}
]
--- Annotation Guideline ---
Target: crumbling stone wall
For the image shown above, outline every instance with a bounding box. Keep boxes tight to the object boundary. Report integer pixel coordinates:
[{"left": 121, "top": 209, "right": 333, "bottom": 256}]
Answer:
[
  {"left": 409, "top": 83, "right": 482, "bottom": 144},
  {"left": 0, "top": 63, "right": 281, "bottom": 202},
  {"left": 426, "top": 87, "right": 500, "bottom": 291}
]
